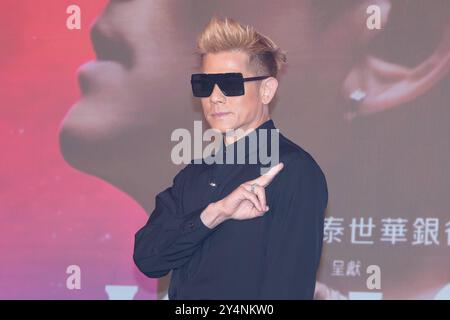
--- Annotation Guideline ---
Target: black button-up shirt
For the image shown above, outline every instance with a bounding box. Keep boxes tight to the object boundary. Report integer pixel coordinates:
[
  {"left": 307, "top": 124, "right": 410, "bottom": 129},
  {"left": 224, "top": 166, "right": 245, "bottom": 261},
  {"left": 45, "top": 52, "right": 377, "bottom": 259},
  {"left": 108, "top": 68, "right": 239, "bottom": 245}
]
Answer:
[{"left": 133, "top": 119, "right": 328, "bottom": 299}]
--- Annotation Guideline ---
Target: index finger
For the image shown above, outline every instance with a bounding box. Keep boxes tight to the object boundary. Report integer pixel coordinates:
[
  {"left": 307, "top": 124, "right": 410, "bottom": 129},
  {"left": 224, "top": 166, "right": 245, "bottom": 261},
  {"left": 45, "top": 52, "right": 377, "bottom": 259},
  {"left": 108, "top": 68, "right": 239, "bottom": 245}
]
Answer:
[{"left": 252, "top": 162, "right": 284, "bottom": 187}]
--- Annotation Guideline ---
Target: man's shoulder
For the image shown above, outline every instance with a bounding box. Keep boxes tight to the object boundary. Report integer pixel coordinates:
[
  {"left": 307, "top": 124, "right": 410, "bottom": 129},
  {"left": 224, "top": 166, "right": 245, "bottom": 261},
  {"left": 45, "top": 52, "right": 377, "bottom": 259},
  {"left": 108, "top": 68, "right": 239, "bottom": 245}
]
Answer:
[
  {"left": 276, "top": 133, "right": 328, "bottom": 207},
  {"left": 278, "top": 133, "right": 324, "bottom": 176},
  {"left": 172, "top": 158, "right": 207, "bottom": 181}
]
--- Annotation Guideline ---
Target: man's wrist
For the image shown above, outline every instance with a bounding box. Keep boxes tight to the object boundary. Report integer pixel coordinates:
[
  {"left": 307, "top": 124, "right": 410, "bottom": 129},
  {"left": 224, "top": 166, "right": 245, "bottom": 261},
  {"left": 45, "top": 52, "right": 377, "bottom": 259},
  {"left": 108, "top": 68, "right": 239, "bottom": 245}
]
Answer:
[{"left": 200, "top": 201, "right": 229, "bottom": 229}]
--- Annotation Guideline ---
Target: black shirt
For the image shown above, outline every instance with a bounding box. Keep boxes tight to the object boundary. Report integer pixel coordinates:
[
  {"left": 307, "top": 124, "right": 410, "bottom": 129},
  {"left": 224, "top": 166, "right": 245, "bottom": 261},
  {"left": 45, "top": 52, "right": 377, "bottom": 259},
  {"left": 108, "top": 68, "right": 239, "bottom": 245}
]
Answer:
[{"left": 133, "top": 119, "right": 328, "bottom": 299}]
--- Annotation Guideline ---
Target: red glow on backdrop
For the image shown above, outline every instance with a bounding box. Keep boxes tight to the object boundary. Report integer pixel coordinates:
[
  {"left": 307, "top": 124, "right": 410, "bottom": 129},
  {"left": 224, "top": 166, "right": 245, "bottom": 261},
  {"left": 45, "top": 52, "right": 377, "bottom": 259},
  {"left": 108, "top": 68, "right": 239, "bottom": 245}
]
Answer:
[{"left": 1, "top": 1, "right": 155, "bottom": 299}]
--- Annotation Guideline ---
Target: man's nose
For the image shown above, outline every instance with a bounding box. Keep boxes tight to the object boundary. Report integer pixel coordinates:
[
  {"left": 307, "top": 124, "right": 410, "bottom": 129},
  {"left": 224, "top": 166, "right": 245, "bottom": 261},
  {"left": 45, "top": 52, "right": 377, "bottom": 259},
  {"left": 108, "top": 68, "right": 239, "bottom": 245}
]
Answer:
[
  {"left": 90, "top": 14, "right": 134, "bottom": 68},
  {"left": 209, "top": 84, "right": 226, "bottom": 103}
]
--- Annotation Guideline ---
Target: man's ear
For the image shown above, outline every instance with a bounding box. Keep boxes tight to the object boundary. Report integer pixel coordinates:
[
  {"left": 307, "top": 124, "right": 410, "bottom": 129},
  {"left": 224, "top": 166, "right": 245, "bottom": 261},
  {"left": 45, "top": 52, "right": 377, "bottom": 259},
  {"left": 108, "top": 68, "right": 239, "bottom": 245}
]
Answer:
[
  {"left": 340, "top": 0, "right": 450, "bottom": 120},
  {"left": 260, "top": 77, "right": 279, "bottom": 105}
]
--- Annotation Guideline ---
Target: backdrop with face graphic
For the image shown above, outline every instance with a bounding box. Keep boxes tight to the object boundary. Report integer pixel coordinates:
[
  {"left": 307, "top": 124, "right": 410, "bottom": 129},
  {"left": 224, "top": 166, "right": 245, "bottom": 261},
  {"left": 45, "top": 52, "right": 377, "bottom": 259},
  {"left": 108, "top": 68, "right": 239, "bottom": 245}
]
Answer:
[{"left": 2, "top": 0, "right": 449, "bottom": 299}]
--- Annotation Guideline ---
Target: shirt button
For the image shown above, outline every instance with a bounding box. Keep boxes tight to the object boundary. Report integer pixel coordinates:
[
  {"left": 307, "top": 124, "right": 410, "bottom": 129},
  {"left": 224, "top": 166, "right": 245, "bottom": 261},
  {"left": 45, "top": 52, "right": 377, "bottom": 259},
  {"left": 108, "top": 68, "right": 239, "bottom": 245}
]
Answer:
[{"left": 209, "top": 181, "right": 217, "bottom": 187}]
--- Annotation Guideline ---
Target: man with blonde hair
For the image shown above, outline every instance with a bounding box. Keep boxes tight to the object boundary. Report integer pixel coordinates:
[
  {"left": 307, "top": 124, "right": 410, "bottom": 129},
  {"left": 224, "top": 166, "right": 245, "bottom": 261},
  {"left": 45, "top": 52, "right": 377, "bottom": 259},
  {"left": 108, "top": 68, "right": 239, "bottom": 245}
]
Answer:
[{"left": 133, "top": 16, "right": 328, "bottom": 300}]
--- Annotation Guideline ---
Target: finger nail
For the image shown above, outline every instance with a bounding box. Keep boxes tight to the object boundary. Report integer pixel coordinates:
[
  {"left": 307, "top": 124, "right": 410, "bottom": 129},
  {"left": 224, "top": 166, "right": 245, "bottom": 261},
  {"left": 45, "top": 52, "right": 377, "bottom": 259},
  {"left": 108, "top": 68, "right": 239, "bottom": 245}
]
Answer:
[{"left": 265, "top": 206, "right": 269, "bottom": 211}]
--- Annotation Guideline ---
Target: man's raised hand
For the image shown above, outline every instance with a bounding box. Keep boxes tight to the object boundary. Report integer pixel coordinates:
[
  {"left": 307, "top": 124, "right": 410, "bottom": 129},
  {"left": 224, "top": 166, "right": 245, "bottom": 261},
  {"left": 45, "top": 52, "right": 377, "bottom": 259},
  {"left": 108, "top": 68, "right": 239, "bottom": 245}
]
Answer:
[{"left": 215, "top": 162, "right": 284, "bottom": 221}]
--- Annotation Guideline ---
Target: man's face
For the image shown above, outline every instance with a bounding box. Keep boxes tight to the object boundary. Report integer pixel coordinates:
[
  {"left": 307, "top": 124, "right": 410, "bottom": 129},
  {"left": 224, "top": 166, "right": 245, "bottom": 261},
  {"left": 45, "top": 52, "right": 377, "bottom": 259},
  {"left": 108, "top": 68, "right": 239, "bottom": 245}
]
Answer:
[
  {"left": 59, "top": 0, "right": 203, "bottom": 175},
  {"left": 200, "top": 51, "right": 265, "bottom": 134}
]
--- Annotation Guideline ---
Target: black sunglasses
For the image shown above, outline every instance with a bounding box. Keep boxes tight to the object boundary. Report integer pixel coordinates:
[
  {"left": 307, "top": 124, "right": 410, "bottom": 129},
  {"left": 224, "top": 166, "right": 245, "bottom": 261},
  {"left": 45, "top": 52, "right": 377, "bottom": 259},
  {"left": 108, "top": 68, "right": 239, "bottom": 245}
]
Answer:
[{"left": 191, "top": 72, "right": 270, "bottom": 97}]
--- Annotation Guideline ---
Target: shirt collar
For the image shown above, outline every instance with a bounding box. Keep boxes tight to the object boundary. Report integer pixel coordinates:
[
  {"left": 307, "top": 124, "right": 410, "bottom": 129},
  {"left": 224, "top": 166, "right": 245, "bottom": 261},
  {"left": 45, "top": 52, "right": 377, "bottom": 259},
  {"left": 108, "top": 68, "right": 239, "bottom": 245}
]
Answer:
[{"left": 213, "top": 118, "right": 277, "bottom": 164}]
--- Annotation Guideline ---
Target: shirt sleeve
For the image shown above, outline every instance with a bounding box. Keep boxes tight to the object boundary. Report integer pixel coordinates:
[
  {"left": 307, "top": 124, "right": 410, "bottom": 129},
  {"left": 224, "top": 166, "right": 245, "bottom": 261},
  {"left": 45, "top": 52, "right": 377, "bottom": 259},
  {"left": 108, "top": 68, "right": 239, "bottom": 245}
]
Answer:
[
  {"left": 133, "top": 165, "right": 216, "bottom": 278},
  {"left": 258, "top": 154, "right": 328, "bottom": 299}
]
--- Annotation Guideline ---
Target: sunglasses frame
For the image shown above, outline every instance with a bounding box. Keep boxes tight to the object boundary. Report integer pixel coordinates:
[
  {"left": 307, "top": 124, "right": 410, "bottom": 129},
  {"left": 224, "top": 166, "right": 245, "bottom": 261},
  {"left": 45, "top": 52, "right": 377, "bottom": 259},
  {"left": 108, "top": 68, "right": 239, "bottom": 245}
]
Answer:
[{"left": 191, "top": 72, "right": 271, "bottom": 97}]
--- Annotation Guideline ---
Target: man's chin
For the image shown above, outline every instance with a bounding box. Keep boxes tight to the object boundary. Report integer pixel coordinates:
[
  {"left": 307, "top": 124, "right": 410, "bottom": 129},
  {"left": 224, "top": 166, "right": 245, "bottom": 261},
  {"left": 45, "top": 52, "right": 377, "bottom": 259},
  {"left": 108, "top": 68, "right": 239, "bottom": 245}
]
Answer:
[
  {"left": 60, "top": 101, "right": 113, "bottom": 143},
  {"left": 207, "top": 121, "right": 237, "bottom": 134},
  {"left": 58, "top": 100, "right": 130, "bottom": 174}
]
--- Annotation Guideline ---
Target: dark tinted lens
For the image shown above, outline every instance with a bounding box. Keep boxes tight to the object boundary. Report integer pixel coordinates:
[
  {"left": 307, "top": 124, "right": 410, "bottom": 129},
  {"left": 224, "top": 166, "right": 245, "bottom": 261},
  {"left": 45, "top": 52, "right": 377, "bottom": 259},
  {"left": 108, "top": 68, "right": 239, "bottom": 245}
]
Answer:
[
  {"left": 191, "top": 74, "right": 214, "bottom": 97},
  {"left": 218, "top": 73, "right": 244, "bottom": 96}
]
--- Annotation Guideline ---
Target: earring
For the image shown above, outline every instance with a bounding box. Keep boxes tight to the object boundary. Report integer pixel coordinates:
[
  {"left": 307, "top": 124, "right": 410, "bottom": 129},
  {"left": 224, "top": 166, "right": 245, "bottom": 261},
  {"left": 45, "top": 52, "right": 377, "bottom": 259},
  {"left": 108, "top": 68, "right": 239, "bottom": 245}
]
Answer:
[
  {"left": 344, "top": 89, "right": 367, "bottom": 121},
  {"left": 349, "top": 89, "right": 367, "bottom": 102}
]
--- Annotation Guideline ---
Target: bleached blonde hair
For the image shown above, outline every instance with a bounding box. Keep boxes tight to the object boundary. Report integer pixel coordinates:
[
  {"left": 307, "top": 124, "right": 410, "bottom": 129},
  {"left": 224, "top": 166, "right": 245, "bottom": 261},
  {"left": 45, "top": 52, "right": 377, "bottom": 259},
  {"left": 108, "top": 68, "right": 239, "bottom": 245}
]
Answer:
[{"left": 196, "top": 16, "right": 287, "bottom": 78}]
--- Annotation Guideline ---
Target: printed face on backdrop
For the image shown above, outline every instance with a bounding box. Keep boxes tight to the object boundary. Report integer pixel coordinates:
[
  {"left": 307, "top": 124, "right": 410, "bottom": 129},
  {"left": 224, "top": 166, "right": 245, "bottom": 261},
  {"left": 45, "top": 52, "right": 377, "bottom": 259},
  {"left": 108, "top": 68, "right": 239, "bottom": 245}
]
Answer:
[{"left": 59, "top": 0, "right": 450, "bottom": 299}]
